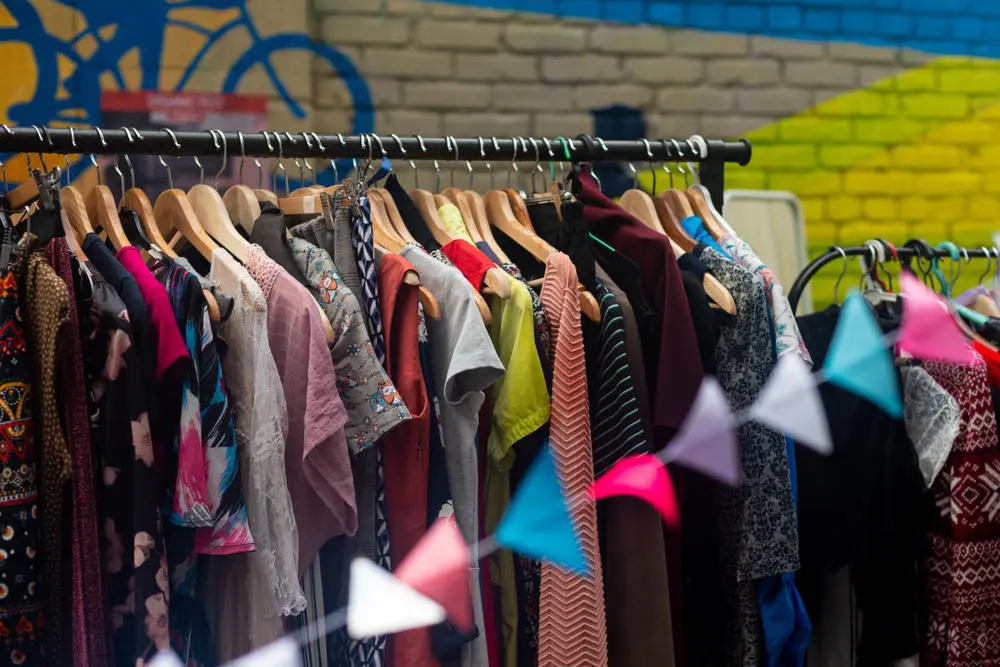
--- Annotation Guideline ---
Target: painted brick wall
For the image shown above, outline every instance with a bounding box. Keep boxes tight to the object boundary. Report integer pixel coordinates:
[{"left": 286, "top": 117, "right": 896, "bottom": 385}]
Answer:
[{"left": 313, "top": 1, "right": 1000, "bottom": 303}]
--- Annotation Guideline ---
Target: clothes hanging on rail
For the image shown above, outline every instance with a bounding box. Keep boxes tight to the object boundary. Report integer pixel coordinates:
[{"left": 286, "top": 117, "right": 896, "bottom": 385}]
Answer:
[{"left": 24, "top": 129, "right": 1000, "bottom": 667}]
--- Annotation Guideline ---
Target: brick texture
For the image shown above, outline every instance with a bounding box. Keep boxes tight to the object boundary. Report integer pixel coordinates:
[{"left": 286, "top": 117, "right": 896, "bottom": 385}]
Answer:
[{"left": 308, "top": 0, "right": 1000, "bottom": 309}]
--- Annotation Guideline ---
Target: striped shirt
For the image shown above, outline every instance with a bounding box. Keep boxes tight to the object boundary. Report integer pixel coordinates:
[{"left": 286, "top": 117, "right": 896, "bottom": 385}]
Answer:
[{"left": 591, "top": 277, "right": 648, "bottom": 476}]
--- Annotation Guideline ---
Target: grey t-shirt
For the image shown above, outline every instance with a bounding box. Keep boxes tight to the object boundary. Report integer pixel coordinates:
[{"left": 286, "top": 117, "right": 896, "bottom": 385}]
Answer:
[{"left": 401, "top": 244, "right": 505, "bottom": 667}]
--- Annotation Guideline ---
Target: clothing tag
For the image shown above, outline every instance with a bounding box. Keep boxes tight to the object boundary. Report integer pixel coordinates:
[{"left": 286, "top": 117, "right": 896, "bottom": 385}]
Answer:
[{"left": 148, "top": 244, "right": 165, "bottom": 261}]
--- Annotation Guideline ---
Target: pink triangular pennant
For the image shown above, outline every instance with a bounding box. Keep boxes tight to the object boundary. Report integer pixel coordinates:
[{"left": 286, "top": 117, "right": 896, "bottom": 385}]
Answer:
[
  {"left": 659, "top": 377, "right": 740, "bottom": 485},
  {"left": 749, "top": 355, "right": 833, "bottom": 455},
  {"left": 394, "top": 517, "right": 473, "bottom": 631},
  {"left": 899, "top": 271, "right": 974, "bottom": 365},
  {"left": 591, "top": 454, "right": 679, "bottom": 526}
]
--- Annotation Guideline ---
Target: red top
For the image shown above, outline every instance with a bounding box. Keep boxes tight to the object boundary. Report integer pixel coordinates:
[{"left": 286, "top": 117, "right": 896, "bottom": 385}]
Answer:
[
  {"left": 973, "top": 340, "right": 1000, "bottom": 387},
  {"left": 441, "top": 239, "right": 495, "bottom": 290},
  {"left": 377, "top": 252, "right": 433, "bottom": 667}
]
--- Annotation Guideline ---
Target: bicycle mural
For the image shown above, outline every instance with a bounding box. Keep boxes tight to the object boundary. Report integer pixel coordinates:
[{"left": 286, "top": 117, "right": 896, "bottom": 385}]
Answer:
[{"left": 0, "top": 0, "right": 372, "bottom": 184}]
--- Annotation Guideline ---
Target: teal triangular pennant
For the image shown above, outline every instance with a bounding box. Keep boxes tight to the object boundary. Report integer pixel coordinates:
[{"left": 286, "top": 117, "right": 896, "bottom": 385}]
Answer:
[
  {"left": 495, "top": 445, "right": 587, "bottom": 575},
  {"left": 823, "top": 293, "right": 902, "bottom": 418}
]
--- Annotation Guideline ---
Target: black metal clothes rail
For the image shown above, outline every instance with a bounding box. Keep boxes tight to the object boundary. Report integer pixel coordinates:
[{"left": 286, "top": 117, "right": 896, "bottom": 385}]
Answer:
[
  {"left": 787, "top": 244, "right": 1000, "bottom": 314},
  {"left": 0, "top": 127, "right": 752, "bottom": 211}
]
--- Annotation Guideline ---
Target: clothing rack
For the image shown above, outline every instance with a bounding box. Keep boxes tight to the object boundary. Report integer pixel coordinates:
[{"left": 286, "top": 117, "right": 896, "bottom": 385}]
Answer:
[
  {"left": 0, "top": 127, "right": 752, "bottom": 211},
  {"left": 787, "top": 244, "right": 1000, "bottom": 314}
]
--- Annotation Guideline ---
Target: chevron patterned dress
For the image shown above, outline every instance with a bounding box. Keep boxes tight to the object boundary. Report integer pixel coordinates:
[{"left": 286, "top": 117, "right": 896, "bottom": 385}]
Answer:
[{"left": 537, "top": 253, "right": 608, "bottom": 667}]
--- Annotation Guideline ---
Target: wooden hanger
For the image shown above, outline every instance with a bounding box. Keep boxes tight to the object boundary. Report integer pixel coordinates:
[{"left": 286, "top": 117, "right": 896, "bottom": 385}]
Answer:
[
  {"left": 189, "top": 184, "right": 250, "bottom": 262},
  {"left": 60, "top": 185, "right": 93, "bottom": 243},
  {"left": 126, "top": 186, "right": 220, "bottom": 323},
  {"left": 86, "top": 184, "right": 131, "bottom": 250},
  {"left": 123, "top": 187, "right": 173, "bottom": 257},
  {"left": 685, "top": 187, "right": 728, "bottom": 240},
  {"left": 154, "top": 189, "right": 220, "bottom": 261},
  {"left": 369, "top": 188, "right": 418, "bottom": 245},
  {"left": 6, "top": 178, "right": 39, "bottom": 210},
  {"left": 368, "top": 194, "right": 442, "bottom": 320},
  {"left": 456, "top": 189, "right": 512, "bottom": 265},
  {"left": 505, "top": 189, "right": 536, "bottom": 232},
  {"left": 619, "top": 191, "right": 736, "bottom": 316},
  {"left": 485, "top": 190, "right": 601, "bottom": 321},
  {"left": 223, "top": 184, "right": 261, "bottom": 235}
]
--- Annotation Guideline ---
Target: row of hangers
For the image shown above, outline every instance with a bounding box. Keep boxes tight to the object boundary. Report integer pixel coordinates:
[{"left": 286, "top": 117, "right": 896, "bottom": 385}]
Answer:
[
  {"left": 617, "top": 137, "right": 736, "bottom": 316},
  {"left": 829, "top": 237, "right": 1000, "bottom": 353}
]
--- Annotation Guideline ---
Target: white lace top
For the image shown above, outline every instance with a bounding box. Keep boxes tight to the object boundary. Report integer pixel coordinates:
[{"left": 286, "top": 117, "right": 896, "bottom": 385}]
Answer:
[{"left": 211, "top": 249, "right": 306, "bottom": 616}]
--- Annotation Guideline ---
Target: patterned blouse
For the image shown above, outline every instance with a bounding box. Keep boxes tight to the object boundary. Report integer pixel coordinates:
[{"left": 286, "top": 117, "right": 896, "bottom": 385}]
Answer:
[
  {"left": 287, "top": 236, "right": 410, "bottom": 454},
  {"left": 80, "top": 265, "right": 170, "bottom": 665},
  {"left": 716, "top": 234, "right": 812, "bottom": 366},
  {"left": 155, "top": 259, "right": 252, "bottom": 555}
]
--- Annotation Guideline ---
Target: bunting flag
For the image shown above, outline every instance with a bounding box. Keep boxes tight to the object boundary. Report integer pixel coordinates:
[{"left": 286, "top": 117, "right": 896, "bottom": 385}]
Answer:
[
  {"left": 495, "top": 445, "right": 588, "bottom": 574},
  {"left": 898, "top": 271, "right": 974, "bottom": 366},
  {"left": 224, "top": 637, "right": 301, "bottom": 667},
  {"left": 149, "top": 652, "right": 185, "bottom": 667},
  {"left": 658, "top": 377, "right": 741, "bottom": 486},
  {"left": 748, "top": 355, "right": 833, "bottom": 455},
  {"left": 395, "top": 516, "right": 474, "bottom": 631},
  {"left": 823, "top": 292, "right": 903, "bottom": 418},
  {"left": 591, "top": 454, "right": 679, "bottom": 526},
  {"left": 347, "top": 558, "right": 446, "bottom": 639}
]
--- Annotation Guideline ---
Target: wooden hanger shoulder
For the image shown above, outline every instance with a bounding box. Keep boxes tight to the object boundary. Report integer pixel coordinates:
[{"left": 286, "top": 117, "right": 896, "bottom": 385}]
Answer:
[
  {"left": 463, "top": 190, "right": 511, "bottom": 264},
  {"left": 685, "top": 187, "right": 727, "bottom": 240},
  {"left": 6, "top": 178, "right": 39, "bottom": 210},
  {"left": 505, "top": 189, "right": 536, "bottom": 232},
  {"left": 485, "top": 190, "right": 553, "bottom": 263},
  {"left": 654, "top": 193, "right": 697, "bottom": 252},
  {"left": 85, "top": 184, "right": 130, "bottom": 250},
  {"left": 223, "top": 184, "right": 262, "bottom": 235},
  {"left": 619, "top": 189, "right": 665, "bottom": 234},
  {"left": 153, "top": 189, "right": 220, "bottom": 261},
  {"left": 254, "top": 188, "right": 278, "bottom": 206},
  {"left": 370, "top": 188, "right": 418, "bottom": 245},
  {"left": 189, "top": 184, "right": 249, "bottom": 262},
  {"left": 60, "top": 185, "right": 94, "bottom": 244},
  {"left": 123, "top": 187, "right": 176, "bottom": 258},
  {"left": 368, "top": 191, "right": 408, "bottom": 254},
  {"left": 409, "top": 188, "right": 456, "bottom": 246}
]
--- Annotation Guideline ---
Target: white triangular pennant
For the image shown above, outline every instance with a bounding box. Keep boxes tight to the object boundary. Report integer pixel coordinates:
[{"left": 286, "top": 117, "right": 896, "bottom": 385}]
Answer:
[
  {"left": 749, "top": 355, "right": 833, "bottom": 455},
  {"left": 148, "top": 652, "right": 185, "bottom": 667},
  {"left": 347, "top": 558, "right": 446, "bottom": 640},
  {"left": 223, "top": 637, "right": 301, "bottom": 667},
  {"left": 659, "top": 377, "right": 741, "bottom": 485}
]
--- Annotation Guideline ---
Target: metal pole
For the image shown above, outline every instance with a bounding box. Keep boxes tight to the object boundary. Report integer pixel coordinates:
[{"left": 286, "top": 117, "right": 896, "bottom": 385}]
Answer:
[{"left": 0, "top": 127, "right": 753, "bottom": 165}]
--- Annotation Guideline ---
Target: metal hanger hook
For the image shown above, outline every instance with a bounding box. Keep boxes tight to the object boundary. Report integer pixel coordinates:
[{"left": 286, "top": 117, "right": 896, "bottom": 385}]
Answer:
[
  {"left": 660, "top": 138, "right": 674, "bottom": 189},
  {"left": 414, "top": 134, "right": 428, "bottom": 189},
  {"left": 529, "top": 137, "right": 545, "bottom": 193},
  {"left": 159, "top": 154, "right": 173, "bottom": 190},
  {"left": 30, "top": 125, "right": 47, "bottom": 173},
  {"left": 508, "top": 136, "right": 519, "bottom": 189},
  {"left": 213, "top": 129, "right": 227, "bottom": 189},
  {"left": 237, "top": 131, "right": 247, "bottom": 183},
  {"left": 392, "top": 133, "right": 415, "bottom": 181},
  {"left": 685, "top": 139, "right": 701, "bottom": 186},
  {"left": 832, "top": 246, "right": 849, "bottom": 306},
  {"left": 642, "top": 138, "right": 655, "bottom": 193},
  {"left": 112, "top": 153, "right": 125, "bottom": 201},
  {"left": 980, "top": 247, "right": 994, "bottom": 286}
]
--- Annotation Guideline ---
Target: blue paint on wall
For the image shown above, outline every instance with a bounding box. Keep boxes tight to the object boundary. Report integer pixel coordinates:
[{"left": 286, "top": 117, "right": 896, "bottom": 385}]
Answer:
[{"left": 443, "top": 0, "right": 1000, "bottom": 59}]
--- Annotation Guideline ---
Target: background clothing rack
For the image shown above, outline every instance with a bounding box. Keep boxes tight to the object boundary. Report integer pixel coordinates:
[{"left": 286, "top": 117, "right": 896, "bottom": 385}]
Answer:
[
  {"left": 0, "top": 127, "right": 752, "bottom": 211},
  {"left": 787, "top": 244, "right": 998, "bottom": 313}
]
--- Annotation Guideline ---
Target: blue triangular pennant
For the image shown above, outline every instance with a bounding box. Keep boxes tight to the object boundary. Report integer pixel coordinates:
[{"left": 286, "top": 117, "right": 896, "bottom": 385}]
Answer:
[
  {"left": 495, "top": 445, "right": 587, "bottom": 575},
  {"left": 823, "top": 293, "right": 902, "bottom": 418}
]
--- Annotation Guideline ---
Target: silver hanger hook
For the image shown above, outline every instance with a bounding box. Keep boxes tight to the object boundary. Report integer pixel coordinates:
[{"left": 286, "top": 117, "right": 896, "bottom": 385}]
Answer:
[
  {"left": 237, "top": 131, "right": 246, "bottom": 183},
  {"left": 414, "top": 134, "right": 428, "bottom": 189},
  {"left": 589, "top": 137, "right": 608, "bottom": 192},
  {"left": 164, "top": 128, "right": 180, "bottom": 150},
  {"left": 29, "top": 125, "right": 47, "bottom": 173},
  {"left": 193, "top": 155, "right": 204, "bottom": 185},
  {"left": 685, "top": 139, "right": 701, "bottom": 186},
  {"left": 63, "top": 127, "right": 76, "bottom": 188},
  {"left": 529, "top": 137, "right": 545, "bottom": 192},
  {"left": 660, "top": 139, "right": 674, "bottom": 189},
  {"left": 130, "top": 126, "right": 143, "bottom": 141},
  {"left": 281, "top": 132, "right": 303, "bottom": 185},
  {"left": 120, "top": 127, "right": 135, "bottom": 191},
  {"left": 642, "top": 138, "right": 655, "bottom": 193},
  {"left": 832, "top": 246, "right": 849, "bottom": 306},
  {"left": 112, "top": 153, "right": 125, "bottom": 202},
  {"left": 90, "top": 153, "right": 102, "bottom": 187},
  {"left": 300, "top": 132, "right": 314, "bottom": 186},
  {"left": 391, "top": 133, "right": 415, "bottom": 182},
  {"left": 980, "top": 247, "right": 994, "bottom": 286},
  {"left": 508, "top": 136, "right": 519, "bottom": 189},
  {"left": 213, "top": 129, "right": 227, "bottom": 189},
  {"left": 273, "top": 132, "right": 288, "bottom": 196},
  {"left": 159, "top": 153, "right": 173, "bottom": 190},
  {"left": 479, "top": 137, "right": 493, "bottom": 189},
  {"left": 628, "top": 161, "right": 637, "bottom": 190},
  {"left": 310, "top": 132, "right": 326, "bottom": 185},
  {"left": 446, "top": 136, "right": 459, "bottom": 188}
]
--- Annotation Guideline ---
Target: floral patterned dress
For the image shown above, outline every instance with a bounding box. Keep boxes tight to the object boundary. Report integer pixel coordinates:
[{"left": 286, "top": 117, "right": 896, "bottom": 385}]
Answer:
[
  {"left": 79, "top": 264, "right": 169, "bottom": 666},
  {"left": 0, "top": 262, "right": 44, "bottom": 666}
]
